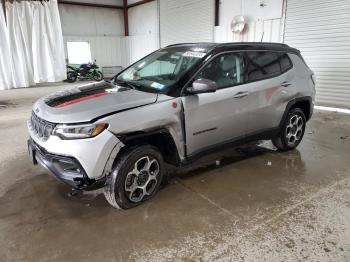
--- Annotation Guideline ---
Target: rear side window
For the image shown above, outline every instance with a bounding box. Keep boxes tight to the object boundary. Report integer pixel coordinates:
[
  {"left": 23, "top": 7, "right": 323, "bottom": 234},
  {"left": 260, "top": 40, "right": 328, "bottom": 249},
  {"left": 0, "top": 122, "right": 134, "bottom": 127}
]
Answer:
[
  {"left": 246, "top": 51, "right": 281, "bottom": 82},
  {"left": 192, "top": 51, "right": 293, "bottom": 89},
  {"left": 280, "top": 53, "right": 293, "bottom": 72}
]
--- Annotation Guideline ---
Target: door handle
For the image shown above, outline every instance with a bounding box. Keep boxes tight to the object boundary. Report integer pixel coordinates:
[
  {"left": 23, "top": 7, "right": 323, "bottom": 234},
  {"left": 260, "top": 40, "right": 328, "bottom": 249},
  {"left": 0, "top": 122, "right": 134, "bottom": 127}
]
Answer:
[
  {"left": 281, "top": 81, "right": 291, "bottom": 87},
  {"left": 233, "top": 91, "right": 249, "bottom": 98}
]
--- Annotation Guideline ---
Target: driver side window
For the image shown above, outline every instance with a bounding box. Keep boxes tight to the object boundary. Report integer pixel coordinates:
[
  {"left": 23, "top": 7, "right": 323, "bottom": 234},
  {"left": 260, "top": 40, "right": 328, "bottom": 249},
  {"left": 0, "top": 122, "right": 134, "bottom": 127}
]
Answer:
[{"left": 195, "top": 53, "right": 245, "bottom": 89}]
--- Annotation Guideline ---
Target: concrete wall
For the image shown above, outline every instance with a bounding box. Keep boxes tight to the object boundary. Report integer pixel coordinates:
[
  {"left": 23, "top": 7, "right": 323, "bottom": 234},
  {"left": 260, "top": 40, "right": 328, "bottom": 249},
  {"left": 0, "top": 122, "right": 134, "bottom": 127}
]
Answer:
[{"left": 215, "top": 0, "right": 284, "bottom": 43}]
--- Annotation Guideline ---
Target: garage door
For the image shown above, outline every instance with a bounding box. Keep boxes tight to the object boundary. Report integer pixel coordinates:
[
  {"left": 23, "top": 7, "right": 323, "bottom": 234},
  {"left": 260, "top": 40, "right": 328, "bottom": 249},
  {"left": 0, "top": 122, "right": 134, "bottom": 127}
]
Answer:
[
  {"left": 159, "top": 0, "right": 214, "bottom": 47},
  {"left": 284, "top": 0, "right": 350, "bottom": 108}
]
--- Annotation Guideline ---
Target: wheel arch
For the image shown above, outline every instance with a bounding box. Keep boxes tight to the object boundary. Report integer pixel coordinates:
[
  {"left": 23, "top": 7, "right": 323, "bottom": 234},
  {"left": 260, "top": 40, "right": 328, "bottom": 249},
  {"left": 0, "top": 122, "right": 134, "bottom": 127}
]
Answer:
[
  {"left": 290, "top": 98, "right": 312, "bottom": 121},
  {"left": 117, "top": 128, "right": 181, "bottom": 166},
  {"left": 280, "top": 96, "right": 313, "bottom": 127}
]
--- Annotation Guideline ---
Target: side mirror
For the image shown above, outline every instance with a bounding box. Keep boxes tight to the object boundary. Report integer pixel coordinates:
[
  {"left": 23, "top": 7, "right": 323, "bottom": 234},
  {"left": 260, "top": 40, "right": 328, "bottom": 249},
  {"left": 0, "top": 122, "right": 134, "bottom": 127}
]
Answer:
[{"left": 186, "top": 78, "right": 218, "bottom": 94}]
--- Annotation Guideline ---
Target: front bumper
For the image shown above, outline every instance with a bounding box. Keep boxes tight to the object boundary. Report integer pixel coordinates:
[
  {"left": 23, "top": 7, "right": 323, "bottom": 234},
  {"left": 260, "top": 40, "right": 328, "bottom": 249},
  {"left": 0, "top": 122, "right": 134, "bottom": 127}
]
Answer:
[
  {"left": 27, "top": 119, "right": 123, "bottom": 189},
  {"left": 28, "top": 139, "right": 105, "bottom": 190}
]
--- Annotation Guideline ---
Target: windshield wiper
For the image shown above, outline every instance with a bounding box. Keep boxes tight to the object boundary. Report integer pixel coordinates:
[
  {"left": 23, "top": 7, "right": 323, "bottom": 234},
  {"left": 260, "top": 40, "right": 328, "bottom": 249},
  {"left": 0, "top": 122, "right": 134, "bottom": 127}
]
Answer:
[{"left": 115, "top": 80, "right": 141, "bottom": 90}]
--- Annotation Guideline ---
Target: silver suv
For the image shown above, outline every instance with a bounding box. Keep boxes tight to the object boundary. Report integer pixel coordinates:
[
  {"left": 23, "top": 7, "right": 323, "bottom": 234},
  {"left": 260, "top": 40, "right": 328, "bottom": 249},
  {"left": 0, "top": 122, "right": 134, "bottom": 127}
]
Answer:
[{"left": 27, "top": 43, "right": 316, "bottom": 209}]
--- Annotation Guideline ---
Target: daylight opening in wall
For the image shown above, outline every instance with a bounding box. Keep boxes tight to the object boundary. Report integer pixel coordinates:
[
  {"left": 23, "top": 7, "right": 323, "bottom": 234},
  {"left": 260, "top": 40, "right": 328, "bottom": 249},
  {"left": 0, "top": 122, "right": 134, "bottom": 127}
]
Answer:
[{"left": 66, "top": 41, "right": 92, "bottom": 64}]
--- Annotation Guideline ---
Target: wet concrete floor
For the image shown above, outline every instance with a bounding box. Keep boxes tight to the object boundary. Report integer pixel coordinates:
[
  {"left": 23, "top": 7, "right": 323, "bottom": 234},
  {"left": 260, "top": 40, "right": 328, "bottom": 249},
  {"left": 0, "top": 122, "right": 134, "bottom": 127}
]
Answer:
[{"left": 0, "top": 83, "right": 350, "bottom": 261}]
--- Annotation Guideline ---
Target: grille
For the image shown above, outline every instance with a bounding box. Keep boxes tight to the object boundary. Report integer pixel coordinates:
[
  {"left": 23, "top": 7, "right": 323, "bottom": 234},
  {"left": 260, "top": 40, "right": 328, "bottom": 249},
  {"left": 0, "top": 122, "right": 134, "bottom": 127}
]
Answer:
[{"left": 30, "top": 111, "right": 56, "bottom": 140}]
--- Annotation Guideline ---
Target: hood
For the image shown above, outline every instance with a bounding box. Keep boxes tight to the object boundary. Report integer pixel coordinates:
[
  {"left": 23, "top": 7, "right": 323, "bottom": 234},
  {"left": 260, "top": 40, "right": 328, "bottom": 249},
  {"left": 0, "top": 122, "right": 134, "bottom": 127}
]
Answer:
[{"left": 33, "top": 81, "right": 158, "bottom": 123}]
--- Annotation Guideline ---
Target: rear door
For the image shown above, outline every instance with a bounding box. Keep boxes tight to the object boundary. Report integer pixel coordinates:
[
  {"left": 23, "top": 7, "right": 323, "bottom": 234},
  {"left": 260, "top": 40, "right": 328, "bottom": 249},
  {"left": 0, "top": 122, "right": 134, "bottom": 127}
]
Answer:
[
  {"left": 182, "top": 52, "right": 251, "bottom": 156},
  {"left": 242, "top": 51, "right": 293, "bottom": 135}
]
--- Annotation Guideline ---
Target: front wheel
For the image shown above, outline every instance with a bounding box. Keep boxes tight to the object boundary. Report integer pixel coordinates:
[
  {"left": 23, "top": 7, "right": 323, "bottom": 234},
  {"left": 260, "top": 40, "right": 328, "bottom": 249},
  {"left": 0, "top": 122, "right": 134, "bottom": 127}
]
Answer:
[
  {"left": 272, "top": 108, "right": 306, "bottom": 151},
  {"left": 104, "top": 145, "right": 165, "bottom": 209},
  {"left": 93, "top": 71, "right": 103, "bottom": 81}
]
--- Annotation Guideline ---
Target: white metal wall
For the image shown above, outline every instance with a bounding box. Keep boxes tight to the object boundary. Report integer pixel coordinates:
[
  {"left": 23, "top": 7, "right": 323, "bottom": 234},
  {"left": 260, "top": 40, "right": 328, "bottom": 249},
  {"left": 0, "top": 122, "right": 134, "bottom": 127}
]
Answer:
[
  {"left": 159, "top": 0, "right": 215, "bottom": 47},
  {"left": 63, "top": 36, "right": 128, "bottom": 67},
  {"left": 126, "top": 34, "right": 159, "bottom": 64},
  {"left": 128, "top": 1, "right": 158, "bottom": 36},
  {"left": 58, "top": 4, "right": 124, "bottom": 37},
  {"left": 59, "top": 4, "right": 125, "bottom": 68},
  {"left": 59, "top": 2, "right": 159, "bottom": 69},
  {"left": 215, "top": 18, "right": 282, "bottom": 43},
  {"left": 128, "top": 1, "right": 159, "bottom": 64},
  {"left": 284, "top": 0, "right": 350, "bottom": 108},
  {"left": 214, "top": 0, "right": 284, "bottom": 43}
]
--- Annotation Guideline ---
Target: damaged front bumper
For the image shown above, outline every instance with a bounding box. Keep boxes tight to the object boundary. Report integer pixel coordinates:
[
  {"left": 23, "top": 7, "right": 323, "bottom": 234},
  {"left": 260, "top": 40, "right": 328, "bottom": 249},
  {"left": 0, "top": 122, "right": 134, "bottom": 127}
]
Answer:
[
  {"left": 28, "top": 139, "right": 106, "bottom": 190},
  {"left": 27, "top": 118, "right": 124, "bottom": 190}
]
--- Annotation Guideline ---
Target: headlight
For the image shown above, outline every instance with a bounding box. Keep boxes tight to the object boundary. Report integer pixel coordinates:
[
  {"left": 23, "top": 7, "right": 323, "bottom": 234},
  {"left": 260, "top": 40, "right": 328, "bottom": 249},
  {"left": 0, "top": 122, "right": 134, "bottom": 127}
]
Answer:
[{"left": 53, "top": 123, "right": 108, "bottom": 139}]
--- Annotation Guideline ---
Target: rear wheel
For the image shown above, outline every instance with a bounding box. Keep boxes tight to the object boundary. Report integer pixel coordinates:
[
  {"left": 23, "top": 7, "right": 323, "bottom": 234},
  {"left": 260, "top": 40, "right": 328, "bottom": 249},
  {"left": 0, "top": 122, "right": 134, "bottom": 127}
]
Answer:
[
  {"left": 93, "top": 71, "right": 103, "bottom": 81},
  {"left": 66, "top": 71, "right": 77, "bottom": 82},
  {"left": 272, "top": 108, "right": 306, "bottom": 151},
  {"left": 104, "top": 145, "right": 165, "bottom": 209}
]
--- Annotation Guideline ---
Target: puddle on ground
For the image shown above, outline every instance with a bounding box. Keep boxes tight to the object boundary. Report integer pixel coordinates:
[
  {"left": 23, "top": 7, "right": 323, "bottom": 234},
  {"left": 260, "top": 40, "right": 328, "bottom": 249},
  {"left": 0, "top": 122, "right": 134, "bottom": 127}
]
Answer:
[{"left": 0, "top": 100, "right": 16, "bottom": 109}]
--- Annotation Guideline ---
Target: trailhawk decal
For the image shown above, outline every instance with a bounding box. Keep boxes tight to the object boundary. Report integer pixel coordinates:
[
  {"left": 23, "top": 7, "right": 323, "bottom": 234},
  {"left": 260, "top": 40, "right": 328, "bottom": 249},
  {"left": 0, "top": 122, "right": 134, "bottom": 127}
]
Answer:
[
  {"left": 54, "top": 92, "right": 112, "bottom": 108},
  {"left": 44, "top": 81, "right": 115, "bottom": 107}
]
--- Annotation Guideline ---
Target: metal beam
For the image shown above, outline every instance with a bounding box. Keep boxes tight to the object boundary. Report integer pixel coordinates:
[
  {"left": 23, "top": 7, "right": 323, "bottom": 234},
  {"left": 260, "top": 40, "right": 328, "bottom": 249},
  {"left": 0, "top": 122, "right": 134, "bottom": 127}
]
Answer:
[
  {"left": 57, "top": 0, "right": 156, "bottom": 10},
  {"left": 58, "top": 1, "right": 124, "bottom": 9},
  {"left": 215, "top": 0, "right": 219, "bottom": 26},
  {"left": 123, "top": 0, "right": 129, "bottom": 36},
  {"left": 127, "top": 0, "right": 155, "bottom": 9},
  {"left": 2, "top": 0, "right": 6, "bottom": 22}
]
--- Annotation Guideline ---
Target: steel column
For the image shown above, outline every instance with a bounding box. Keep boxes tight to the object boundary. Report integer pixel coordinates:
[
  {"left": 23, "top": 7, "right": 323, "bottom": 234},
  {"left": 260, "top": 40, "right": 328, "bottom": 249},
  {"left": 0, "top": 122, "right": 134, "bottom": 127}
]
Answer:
[{"left": 2, "top": 0, "right": 6, "bottom": 22}]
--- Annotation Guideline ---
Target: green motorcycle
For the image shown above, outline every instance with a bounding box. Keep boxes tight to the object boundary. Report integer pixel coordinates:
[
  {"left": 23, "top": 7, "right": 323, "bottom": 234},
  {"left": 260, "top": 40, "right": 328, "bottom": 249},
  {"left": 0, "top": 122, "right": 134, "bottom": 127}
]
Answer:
[{"left": 66, "top": 62, "right": 104, "bottom": 83}]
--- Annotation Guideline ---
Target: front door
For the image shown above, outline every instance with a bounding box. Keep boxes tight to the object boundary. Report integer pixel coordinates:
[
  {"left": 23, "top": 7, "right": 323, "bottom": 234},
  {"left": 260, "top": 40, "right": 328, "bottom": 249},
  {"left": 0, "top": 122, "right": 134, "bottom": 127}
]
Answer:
[{"left": 182, "top": 52, "right": 250, "bottom": 156}]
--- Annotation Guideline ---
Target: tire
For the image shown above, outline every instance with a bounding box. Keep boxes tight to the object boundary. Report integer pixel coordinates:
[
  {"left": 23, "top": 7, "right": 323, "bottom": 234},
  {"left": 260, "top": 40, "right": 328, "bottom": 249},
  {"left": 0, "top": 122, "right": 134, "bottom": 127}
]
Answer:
[
  {"left": 93, "top": 71, "right": 103, "bottom": 81},
  {"left": 104, "top": 145, "right": 165, "bottom": 209},
  {"left": 272, "top": 108, "right": 306, "bottom": 151},
  {"left": 66, "top": 71, "right": 77, "bottom": 83}
]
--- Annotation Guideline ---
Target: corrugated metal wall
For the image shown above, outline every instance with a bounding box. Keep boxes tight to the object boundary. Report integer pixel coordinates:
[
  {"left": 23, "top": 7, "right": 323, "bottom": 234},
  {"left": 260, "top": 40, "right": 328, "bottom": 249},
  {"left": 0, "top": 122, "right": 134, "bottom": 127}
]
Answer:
[
  {"left": 159, "top": 0, "right": 214, "bottom": 47},
  {"left": 284, "top": 0, "right": 350, "bottom": 108}
]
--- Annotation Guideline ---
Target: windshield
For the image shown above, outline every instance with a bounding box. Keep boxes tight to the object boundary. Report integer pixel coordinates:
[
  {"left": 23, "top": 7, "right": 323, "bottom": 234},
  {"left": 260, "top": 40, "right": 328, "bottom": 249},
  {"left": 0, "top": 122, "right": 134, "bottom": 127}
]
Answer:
[{"left": 115, "top": 49, "right": 207, "bottom": 92}]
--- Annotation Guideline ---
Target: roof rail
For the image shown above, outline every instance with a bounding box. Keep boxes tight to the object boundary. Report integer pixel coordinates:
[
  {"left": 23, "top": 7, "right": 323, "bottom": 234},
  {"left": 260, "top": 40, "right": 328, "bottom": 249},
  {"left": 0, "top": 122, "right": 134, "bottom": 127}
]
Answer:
[{"left": 165, "top": 42, "right": 218, "bottom": 47}]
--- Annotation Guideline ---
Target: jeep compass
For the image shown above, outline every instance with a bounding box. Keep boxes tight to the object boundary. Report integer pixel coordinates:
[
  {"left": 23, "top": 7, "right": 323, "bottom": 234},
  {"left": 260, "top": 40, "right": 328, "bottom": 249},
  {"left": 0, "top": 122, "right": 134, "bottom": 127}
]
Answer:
[{"left": 27, "top": 42, "right": 316, "bottom": 209}]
